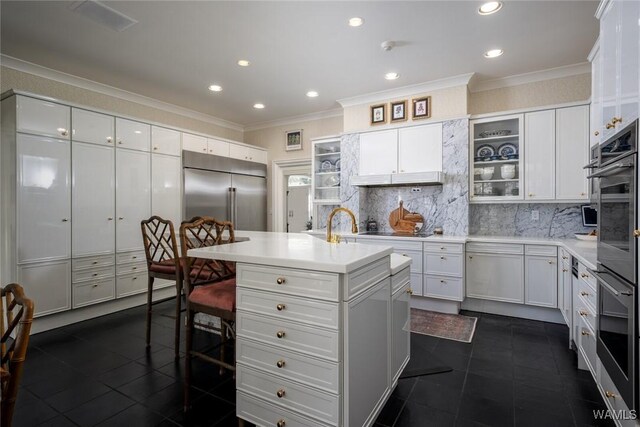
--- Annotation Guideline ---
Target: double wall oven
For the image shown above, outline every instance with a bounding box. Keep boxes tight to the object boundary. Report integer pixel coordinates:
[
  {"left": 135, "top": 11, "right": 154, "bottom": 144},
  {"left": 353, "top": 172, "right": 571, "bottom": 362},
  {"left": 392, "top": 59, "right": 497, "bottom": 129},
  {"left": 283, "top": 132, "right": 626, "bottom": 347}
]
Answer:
[{"left": 589, "top": 119, "right": 638, "bottom": 412}]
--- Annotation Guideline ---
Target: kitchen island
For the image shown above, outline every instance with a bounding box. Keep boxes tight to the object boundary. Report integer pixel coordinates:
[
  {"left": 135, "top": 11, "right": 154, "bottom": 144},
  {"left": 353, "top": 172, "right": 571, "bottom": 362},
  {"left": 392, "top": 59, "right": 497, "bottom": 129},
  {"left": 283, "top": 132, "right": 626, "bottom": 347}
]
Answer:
[{"left": 188, "top": 232, "right": 411, "bottom": 427}]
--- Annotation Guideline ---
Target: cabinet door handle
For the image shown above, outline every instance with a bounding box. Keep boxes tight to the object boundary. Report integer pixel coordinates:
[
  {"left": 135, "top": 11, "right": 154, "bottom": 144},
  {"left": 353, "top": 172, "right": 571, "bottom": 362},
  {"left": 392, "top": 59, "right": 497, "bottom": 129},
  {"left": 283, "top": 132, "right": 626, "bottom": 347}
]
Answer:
[
  {"left": 581, "top": 330, "right": 590, "bottom": 336},
  {"left": 548, "top": 261, "right": 554, "bottom": 265},
  {"left": 580, "top": 291, "right": 589, "bottom": 297},
  {"left": 406, "top": 288, "right": 413, "bottom": 295},
  {"left": 605, "top": 390, "right": 617, "bottom": 399},
  {"left": 153, "top": 146, "right": 158, "bottom": 150},
  {"left": 612, "top": 117, "right": 623, "bottom": 124},
  {"left": 118, "top": 139, "right": 123, "bottom": 144},
  {"left": 92, "top": 261, "right": 98, "bottom": 265},
  {"left": 579, "top": 310, "right": 588, "bottom": 317},
  {"left": 276, "top": 304, "right": 286, "bottom": 311},
  {"left": 594, "top": 131, "right": 599, "bottom": 136},
  {"left": 59, "top": 129, "right": 68, "bottom": 136},
  {"left": 562, "top": 269, "right": 568, "bottom": 272},
  {"left": 528, "top": 193, "right": 534, "bottom": 197},
  {"left": 106, "top": 137, "right": 113, "bottom": 143},
  {"left": 276, "top": 360, "right": 285, "bottom": 368},
  {"left": 92, "top": 273, "right": 98, "bottom": 277},
  {"left": 62, "top": 218, "right": 69, "bottom": 222},
  {"left": 562, "top": 256, "right": 568, "bottom": 260},
  {"left": 276, "top": 331, "right": 285, "bottom": 338},
  {"left": 276, "top": 277, "right": 286, "bottom": 285},
  {"left": 606, "top": 122, "right": 615, "bottom": 129},
  {"left": 440, "top": 247, "right": 445, "bottom": 250},
  {"left": 108, "top": 217, "right": 113, "bottom": 221},
  {"left": 276, "top": 389, "right": 286, "bottom": 398},
  {"left": 468, "top": 256, "right": 473, "bottom": 259},
  {"left": 277, "top": 420, "right": 286, "bottom": 427},
  {"left": 440, "top": 280, "right": 446, "bottom": 284},
  {"left": 440, "top": 256, "right": 446, "bottom": 260}
]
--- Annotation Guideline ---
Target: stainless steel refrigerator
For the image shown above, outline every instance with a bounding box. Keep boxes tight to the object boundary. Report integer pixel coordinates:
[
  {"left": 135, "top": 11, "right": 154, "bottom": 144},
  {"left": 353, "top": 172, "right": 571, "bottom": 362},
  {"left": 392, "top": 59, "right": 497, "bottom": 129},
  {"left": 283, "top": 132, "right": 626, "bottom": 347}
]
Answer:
[{"left": 183, "top": 151, "right": 267, "bottom": 231}]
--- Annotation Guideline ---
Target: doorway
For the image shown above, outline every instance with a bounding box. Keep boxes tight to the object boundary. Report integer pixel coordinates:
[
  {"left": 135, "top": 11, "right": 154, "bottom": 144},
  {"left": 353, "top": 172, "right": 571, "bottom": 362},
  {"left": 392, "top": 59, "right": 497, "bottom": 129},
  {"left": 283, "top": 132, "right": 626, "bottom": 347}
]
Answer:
[{"left": 286, "top": 175, "right": 312, "bottom": 233}]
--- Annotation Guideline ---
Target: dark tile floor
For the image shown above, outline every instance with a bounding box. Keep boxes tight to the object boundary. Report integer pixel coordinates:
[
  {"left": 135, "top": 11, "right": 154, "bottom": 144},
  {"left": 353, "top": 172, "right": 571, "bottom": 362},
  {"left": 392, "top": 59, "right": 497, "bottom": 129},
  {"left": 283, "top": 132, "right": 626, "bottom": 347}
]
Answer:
[{"left": 13, "top": 302, "right": 613, "bottom": 427}]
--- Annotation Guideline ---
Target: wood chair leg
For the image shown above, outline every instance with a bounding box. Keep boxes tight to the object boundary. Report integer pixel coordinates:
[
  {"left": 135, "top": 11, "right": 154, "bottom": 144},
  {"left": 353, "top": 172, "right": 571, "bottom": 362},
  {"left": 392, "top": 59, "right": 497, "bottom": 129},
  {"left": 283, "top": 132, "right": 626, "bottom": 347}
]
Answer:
[
  {"left": 173, "top": 277, "right": 182, "bottom": 360},
  {"left": 145, "top": 276, "right": 154, "bottom": 348},
  {"left": 219, "top": 320, "right": 226, "bottom": 376},
  {"left": 184, "top": 308, "right": 193, "bottom": 413}
]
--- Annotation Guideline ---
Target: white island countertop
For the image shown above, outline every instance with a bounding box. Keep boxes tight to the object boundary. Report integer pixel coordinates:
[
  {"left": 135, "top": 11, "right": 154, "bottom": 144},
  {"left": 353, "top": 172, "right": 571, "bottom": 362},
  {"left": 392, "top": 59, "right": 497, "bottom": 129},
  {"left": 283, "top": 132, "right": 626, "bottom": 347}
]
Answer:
[{"left": 188, "top": 231, "right": 394, "bottom": 273}]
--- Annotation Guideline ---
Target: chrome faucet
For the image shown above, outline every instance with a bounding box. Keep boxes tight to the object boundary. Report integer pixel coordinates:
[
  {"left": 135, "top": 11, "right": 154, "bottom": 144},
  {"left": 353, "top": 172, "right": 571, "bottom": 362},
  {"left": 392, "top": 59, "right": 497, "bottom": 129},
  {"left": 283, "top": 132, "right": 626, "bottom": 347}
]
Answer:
[{"left": 326, "top": 207, "right": 358, "bottom": 243}]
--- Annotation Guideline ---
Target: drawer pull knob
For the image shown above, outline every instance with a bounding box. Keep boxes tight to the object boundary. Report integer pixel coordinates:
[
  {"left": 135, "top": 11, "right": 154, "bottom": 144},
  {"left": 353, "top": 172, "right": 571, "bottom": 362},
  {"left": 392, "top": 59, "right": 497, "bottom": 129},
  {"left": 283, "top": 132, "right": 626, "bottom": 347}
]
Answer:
[
  {"left": 440, "top": 247, "right": 445, "bottom": 250},
  {"left": 92, "top": 261, "right": 98, "bottom": 265},
  {"left": 277, "top": 420, "right": 286, "bottom": 427},
  {"left": 594, "top": 131, "right": 599, "bottom": 136},
  {"left": 605, "top": 390, "right": 617, "bottom": 399},
  {"left": 276, "top": 389, "right": 286, "bottom": 398},
  {"left": 580, "top": 291, "right": 589, "bottom": 297},
  {"left": 406, "top": 288, "right": 413, "bottom": 295},
  {"left": 440, "top": 256, "right": 445, "bottom": 260},
  {"left": 440, "top": 280, "right": 446, "bottom": 284},
  {"left": 468, "top": 256, "right": 473, "bottom": 260},
  {"left": 276, "top": 277, "right": 286, "bottom": 285},
  {"left": 276, "top": 331, "right": 285, "bottom": 338},
  {"left": 276, "top": 304, "right": 286, "bottom": 311},
  {"left": 579, "top": 310, "right": 588, "bottom": 317},
  {"left": 402, "top": 253, "right": 407, "bottom": 257},
  {"left": 92, "top": 273, "right": 98, "bottom": 277},
  {"left": 107, "top": 137, "right": 113, "bottom": 143},
  {"left": 92, "top": 284, "right": 98, "bottom": 288},
  {"left": 562, "top": 256, "right": 568, "bottom": 260},
  {"left": 581, "top": 330, "right": 590, "bottom": 336},
  {"left": 276, "top": 360, "right": 285, "bottom": 368},
  {"left": 132, "top": 276, "right": 137, "bottom": 280},
  {"left": 108, "top": 217, "right": 113, "bottom": 221},
  {"left": 562, "top": 269, "right": 568, "bottom": 272},
  {"left": 548, "top": 261, "right": 554, "bottom": 265}
]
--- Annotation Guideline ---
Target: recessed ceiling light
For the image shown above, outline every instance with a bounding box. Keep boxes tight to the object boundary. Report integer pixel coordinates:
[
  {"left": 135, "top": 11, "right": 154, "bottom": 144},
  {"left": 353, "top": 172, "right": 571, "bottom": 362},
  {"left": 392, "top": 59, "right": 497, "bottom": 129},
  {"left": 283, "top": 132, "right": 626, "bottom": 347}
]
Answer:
[
  {"left": 306, "top": 91, "right": 319, "bottom": 98},
  {"left": 384, "top": 72, "right": 400, "bottom": 80},
  {"left": 348, "top": 17, "right": 364, "bottom": 27},
  {"left": 478, "top": 1, "right": 503, "bottom": 15},
  {"left": 253, "top": 103, "right": 265, "bottom": 109},
  {"left": 208, "top": 84, "right": 223, "bottom": 92},
  {"left": 484, "top": 49, "right": 504, "bottom": 58},
  {"left": 237, "top": 59, "right": 250, "bottom": 67}
]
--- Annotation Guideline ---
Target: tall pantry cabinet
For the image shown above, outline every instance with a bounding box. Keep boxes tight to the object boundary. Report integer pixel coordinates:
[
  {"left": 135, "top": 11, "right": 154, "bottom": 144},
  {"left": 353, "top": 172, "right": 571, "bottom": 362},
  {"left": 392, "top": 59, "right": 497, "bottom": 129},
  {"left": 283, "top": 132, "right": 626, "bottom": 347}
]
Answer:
[{"left": 1, "top": 93, "right": 180, "bottom": 317}]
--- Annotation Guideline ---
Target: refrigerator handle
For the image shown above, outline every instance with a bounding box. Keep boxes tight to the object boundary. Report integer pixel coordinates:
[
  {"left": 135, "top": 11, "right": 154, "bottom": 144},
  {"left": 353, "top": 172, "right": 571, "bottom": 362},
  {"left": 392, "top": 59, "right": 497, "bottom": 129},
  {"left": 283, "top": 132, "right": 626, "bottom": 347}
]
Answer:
[
  {"left": 228, "top": 187, "right": 233, "bottom": 221},
  {"left": 232, "top": 187, "right": 238, "bottom": 226}
]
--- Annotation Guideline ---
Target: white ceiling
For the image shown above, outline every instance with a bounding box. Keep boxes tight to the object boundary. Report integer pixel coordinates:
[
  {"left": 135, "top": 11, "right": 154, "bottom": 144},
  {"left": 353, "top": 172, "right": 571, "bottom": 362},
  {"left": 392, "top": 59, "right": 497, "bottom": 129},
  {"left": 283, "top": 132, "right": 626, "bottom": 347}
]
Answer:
[{"left": 1, "top": 1, "right": 599, "bottom": 127}]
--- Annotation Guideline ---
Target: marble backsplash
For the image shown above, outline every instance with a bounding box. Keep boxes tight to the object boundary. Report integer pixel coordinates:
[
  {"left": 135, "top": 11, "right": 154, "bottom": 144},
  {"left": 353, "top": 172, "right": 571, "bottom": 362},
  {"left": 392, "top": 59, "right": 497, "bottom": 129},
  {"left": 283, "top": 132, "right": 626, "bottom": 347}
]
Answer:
[{"left": 469, "top": 203, "right": 593, "bottom": 238}]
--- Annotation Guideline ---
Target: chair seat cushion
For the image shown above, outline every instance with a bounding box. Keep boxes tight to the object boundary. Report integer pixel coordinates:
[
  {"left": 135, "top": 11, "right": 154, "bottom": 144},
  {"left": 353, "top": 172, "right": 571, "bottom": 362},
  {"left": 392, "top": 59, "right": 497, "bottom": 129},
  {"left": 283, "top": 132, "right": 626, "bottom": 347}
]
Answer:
[
  {"left": 149, "top": 258, "right": 184, "bottom": 275},
  {"left": 188, "top": 278, "right": 236, "bottom": 312}
]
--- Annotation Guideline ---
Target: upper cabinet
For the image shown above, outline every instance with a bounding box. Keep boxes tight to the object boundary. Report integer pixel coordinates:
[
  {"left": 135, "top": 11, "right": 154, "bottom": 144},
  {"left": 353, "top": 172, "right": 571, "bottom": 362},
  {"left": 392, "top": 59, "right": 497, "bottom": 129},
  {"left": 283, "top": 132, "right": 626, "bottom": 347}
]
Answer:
[
  {"left": 589, "top": 42, "right": 602, "bottom": 147},
  {"left": 116, "top": 118, "right": 150, "bottom": 152},
  {"left": 182, "top": 132, "right": 267, "bottom": 164},
  {"left": 207, "top": 138, "right": 230, "bottom": 157},
  {"left": 555, "top": 106, "right": 589, "bottom": 201},
  {"left": 524, "top": 110, "right": 555, "bottom": 201},
  {"left": 151, "top": 126, "right": 181, "bottom": 156},
  {"left": 312, "top": 136, "right": 341, "bottom": 204},
  {"left": 72, "top": 108, "right": 114, "bottom": 146},
  {"left": 355, "top": 123, "right": 443, "bottom": 186},
  {"left": 16, "top": 96, "right": 70, "bottom": 139},
  {"left": 596, "top": 0, "right": 640, "bottom": 141},
  {"left": 229, "top": 144, "right": 267, "bottom": 163},
  {"left": 182, "top": 133, "right": 208, "bottom": 153}
]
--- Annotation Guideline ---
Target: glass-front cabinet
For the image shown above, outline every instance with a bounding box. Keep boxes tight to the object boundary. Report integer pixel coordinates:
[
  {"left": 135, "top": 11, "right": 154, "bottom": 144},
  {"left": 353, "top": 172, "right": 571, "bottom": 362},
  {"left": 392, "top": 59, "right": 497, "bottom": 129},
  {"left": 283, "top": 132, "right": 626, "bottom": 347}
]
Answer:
[
  {"left": 312, "top": 136, "right": 341, "bottom": 204},
  {"left": 470, "top": 114, "right": 524, "bottom": 202}
]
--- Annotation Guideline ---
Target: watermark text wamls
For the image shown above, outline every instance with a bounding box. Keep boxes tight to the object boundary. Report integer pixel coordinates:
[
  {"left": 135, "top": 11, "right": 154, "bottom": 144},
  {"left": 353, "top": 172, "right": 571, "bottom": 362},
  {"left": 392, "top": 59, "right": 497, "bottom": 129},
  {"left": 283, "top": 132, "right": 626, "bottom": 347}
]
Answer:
[{"left": 593, "top": 409, "right": 638, "bottom": 420}]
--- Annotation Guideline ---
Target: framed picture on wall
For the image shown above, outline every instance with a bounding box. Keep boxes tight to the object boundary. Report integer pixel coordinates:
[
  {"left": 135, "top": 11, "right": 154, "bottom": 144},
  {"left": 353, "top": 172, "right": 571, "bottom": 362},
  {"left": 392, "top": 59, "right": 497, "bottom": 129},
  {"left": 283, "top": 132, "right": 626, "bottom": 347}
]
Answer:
[
  {"left": 390, "top": 100, "right": 407, "bottom": 122},
  {"left": 412, "top": 96, "right": 431, "bottom": 120},
  {"left": 285, "top": 129, "right": 303, "bottom": 151},
  {"left": 370, "top": 104, "right": 386, "bottom": 125}
]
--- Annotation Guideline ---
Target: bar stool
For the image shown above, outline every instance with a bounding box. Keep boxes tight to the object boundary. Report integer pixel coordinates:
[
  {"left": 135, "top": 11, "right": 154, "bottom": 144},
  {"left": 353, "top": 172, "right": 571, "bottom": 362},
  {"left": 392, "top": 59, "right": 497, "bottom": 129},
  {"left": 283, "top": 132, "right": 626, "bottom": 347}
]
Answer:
[
  {"left": 140, "top": 216, "right": 184, "bottom": 359},
  {"left": 180, "top": 217, "right": 237, "bottom": 412}
]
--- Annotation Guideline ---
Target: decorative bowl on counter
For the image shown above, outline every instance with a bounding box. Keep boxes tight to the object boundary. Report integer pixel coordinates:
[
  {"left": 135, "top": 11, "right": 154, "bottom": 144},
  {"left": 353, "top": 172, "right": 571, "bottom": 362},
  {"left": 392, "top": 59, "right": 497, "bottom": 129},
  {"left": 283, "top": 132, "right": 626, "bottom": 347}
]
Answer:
[{"left": 575, "top": 233, "right": 597, "bottom": 241}]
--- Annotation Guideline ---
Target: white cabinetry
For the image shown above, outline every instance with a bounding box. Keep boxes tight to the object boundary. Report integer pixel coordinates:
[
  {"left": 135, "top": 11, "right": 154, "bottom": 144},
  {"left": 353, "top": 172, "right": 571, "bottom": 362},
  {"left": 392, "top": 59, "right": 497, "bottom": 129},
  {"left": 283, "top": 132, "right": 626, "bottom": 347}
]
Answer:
[
  {"left": 391, "top": 271, "right": 410, "bottom": 385},
  {"left": 589, "top": 42, "right": 603, "bottom": 146},
  {"left": 151, "top": 126, "right": 181, "bottom": 156},
  {"left": 555, "top": 106, "right": 589, "bottom": 201},
  {"left": 558, "top": 248, "right": 573, "bottom": 334},
  {"left": 18, "top": 260, "right": 71, "bottom": 316},
  {"left": 151, "top": 153, "right": 182, "bottom": 227},
  {"left": 207, "top": 138, "right": 230, "bottom": 157},
  {"left": 466, "top": 243, "right": 524, "bottom": 303},
  {"left": 72, "top": 108, "right": 114, "bottom": 146},
  {"left": 398, "top": 123, "right": 443, "bottom": 174},
  {"left": 359, "top": 129, "right": 399, "bottom": 175},
  {"left": 72, "top": 142, "right": 116, "bottom": 257},
  {"left": 230, "top": 143, "right": 267, "bottom": 163},
  {"left": 115, "top": 118, "right": 150, "bottom": 152},
  {"left": 16, "top": 95, "right": 70, "bottom": 139},
  {"left": 116, "top": 149, "right": 150, "bottom": 252},
  {"left": 524, "top": 245, "right": 558, "bottom": 308},
  {"left": 182, "top": 133, "right": 208, "bottom": 153},
  {"left": 423, "top": 242, "right": 465, "bottom": 301},
  {"left": 524, "top": 110, "right": 555, "bottom": 201}
]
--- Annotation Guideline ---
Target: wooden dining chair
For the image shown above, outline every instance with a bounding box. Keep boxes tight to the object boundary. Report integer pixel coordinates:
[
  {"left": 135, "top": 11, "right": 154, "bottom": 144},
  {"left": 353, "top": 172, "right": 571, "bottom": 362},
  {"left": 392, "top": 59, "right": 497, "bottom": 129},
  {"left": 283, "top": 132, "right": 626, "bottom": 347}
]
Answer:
[
  {"left": 1, "top": 283, "right": 34, "bottom": 427},
  {"left": 141, "top": 216, "right": 184, "bottom": 359},
  {"left": 180, "top": 217, "right": 237, "bottom": 411}
]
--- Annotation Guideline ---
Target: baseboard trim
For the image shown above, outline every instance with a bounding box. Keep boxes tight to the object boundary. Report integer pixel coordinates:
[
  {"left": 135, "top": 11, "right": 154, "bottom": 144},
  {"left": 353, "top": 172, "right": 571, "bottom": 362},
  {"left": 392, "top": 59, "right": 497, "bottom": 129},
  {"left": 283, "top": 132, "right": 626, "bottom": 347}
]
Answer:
[
  {"left": 461, "top": 298, "right": 565, "bottom": 323},
  {"left": 410, "top": 296, "right": 460, "bottom": 314}
]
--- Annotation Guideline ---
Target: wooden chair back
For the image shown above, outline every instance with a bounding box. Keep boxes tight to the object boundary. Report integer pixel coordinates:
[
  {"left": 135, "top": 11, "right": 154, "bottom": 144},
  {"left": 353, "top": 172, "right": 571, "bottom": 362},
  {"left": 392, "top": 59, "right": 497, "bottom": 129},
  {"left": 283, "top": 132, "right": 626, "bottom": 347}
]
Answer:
[
  {"left": 1, "top": 283, "right": 34, "bottom": 427},
  {"left": 179, "top": 217, "right": 236, "bottom": 294},
  {"left": 141, "top": 216, "right": 180, "bottom": 274}
]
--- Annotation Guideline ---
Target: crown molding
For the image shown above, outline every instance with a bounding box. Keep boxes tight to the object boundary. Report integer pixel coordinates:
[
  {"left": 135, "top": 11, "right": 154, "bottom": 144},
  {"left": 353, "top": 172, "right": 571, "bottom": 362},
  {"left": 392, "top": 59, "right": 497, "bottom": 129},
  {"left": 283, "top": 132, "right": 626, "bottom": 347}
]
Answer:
[
  {"left": 244, "top": 108, "right": 343, "bottom": 132},
  {"left": 469, "top": 62, "right": 591, "bottom": 93},
  {"left": 0, "top": 54, "right": 245, "bottom": 132},
  {"left": 588, "top": 37, "right": 600, "bottom": 62},
  {"left": 336, "top": 73, "right": 474, "bottom": 108}
]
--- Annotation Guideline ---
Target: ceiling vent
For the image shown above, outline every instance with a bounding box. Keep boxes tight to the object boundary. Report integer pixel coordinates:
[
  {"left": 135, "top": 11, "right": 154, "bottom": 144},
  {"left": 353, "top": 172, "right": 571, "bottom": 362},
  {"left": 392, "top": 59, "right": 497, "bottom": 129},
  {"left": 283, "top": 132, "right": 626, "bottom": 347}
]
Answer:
[{"left": 69, "top": 1, "right": 138, "bottom": 32}]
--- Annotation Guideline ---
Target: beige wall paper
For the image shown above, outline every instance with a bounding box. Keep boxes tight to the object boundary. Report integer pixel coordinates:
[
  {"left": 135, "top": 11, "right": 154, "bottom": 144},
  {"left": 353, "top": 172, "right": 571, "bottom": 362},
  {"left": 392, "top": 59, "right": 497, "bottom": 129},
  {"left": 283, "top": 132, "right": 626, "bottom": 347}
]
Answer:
[
  {"left": 342, "top": 85, "right": 468, "bottom": 133},
  {"left": 0, "top": 66, "right": 244, "bottom": 141},
  {"left": 244, "top": 115, "right": 344, "bottom": 231},
  {"left": 468, "top": 73, "right": 591, "bottom": 115}
]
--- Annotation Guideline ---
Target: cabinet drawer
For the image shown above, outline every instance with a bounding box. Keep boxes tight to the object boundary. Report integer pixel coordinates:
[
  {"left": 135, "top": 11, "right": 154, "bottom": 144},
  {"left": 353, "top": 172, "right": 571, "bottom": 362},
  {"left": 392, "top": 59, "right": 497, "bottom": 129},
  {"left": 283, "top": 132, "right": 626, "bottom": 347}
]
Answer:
[
  {"left": 576, "top": 304, "right": 596, "bottom": 333},
  {"left": 116, "top": 273, "right": 146, "bottom": 297},
  {"left": 72, "top": 277, "right": 115, "bottom": 308},
  {"left": 423, "top": 242, "right": 463, "bottom": 254},
  {"left": 116, "top": 250, "right": 146, "bottom": 265},
  {"left": 598, "top": 360, "right": 634, "bottom": 423},
  {"left": 237, "top": 312, "right": 339, "bottom": 361},
  {"left": 466, "top": 242, "right": 523, "bottom": 255},
  {"left": 391, "top": 266, "right": 410, "bottom": 294},
  {"left": 424, "top": 253, "right": 463, "bottom": 277},
  {"left": 576, "top": 277, "right": 597, "bottom": 312},
  {"left": 577, "top": 315, "right": 597, "bottom": 375},
  {"left": 578, "top": 263, "right": 597, "bottom": 290},
  {"left": 424, "top": 275, "right": 464, "bottom": 301},
  {"left": 237, "top": 288, "right": 339, "bottom": 330},
  {"left": 237, "top": 391, "right": 327, "bottom": 427},
  {"left": 72, "top": 254, "right": 115, "bottom": 271},
  {"left": 395, "top": 250, "right": 422, "bottom": 273},
  {"left": 559, "top": 247, "right": 571, "bottom": 263},
  {"left": 237, "top": 264, "right": 339, "bottom": 302},
  {"left": 116, "top": 262, "right": 147, "bottom": 276},
  {"left": 237, "top": 339, "right": 340, "bottom": 394},
  {"left": 237, "top": 365, "right": 339, "bottom": 425},
  {"left": 525, "top": 245, "right": 557, "bottom": 257},
  {"left": 72, "top": 265, "right": 115, "bottom": 283}
]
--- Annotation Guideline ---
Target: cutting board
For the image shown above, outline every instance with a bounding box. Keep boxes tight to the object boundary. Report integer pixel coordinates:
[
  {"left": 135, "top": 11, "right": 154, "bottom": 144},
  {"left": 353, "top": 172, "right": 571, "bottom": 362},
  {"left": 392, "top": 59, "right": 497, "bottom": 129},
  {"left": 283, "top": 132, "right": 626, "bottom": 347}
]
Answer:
[{"left": 389, "top": 201, "right": 424, "bottom": 234}]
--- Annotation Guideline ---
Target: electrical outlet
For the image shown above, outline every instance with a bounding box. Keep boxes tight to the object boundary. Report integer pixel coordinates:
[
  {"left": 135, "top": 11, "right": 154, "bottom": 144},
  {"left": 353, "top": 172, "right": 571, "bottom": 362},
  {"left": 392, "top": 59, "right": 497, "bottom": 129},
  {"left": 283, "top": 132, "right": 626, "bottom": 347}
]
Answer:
[
  {"left": 531, "top": 210, "right": 539, "bottom": 221},
  {"left": 411, "top": 187, "right": 421, "bottom": 193}
]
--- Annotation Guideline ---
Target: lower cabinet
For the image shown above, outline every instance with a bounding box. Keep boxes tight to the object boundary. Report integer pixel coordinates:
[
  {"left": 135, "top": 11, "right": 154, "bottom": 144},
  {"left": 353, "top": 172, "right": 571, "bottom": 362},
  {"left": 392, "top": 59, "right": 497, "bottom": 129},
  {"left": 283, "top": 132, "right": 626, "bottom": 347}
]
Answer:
[
  {"left": 391, "top": 280, "right": 411, "bottom": 384},
  {"left": 558, "top": 257, "right": 573, "bottom": 337},
  {"left": 18, "top": 259, "right": 71, "bottom": 317},
  {"left": 597, "top": 360, "right": 637, "bottom": 427},
  {"left": 466, "top": 251, "right": 524, "bottom": 303},
  {"left": 524, "top": 251, "right": 558, "bottom": 308}
]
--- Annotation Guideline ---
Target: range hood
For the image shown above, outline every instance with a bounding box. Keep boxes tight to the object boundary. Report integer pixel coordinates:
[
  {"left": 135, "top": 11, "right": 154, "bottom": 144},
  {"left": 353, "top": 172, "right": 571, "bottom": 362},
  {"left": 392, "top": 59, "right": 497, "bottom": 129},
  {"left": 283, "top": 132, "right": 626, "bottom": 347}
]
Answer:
[{"left": 350, "top": 171, "right": 444, "bottom": 187}]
